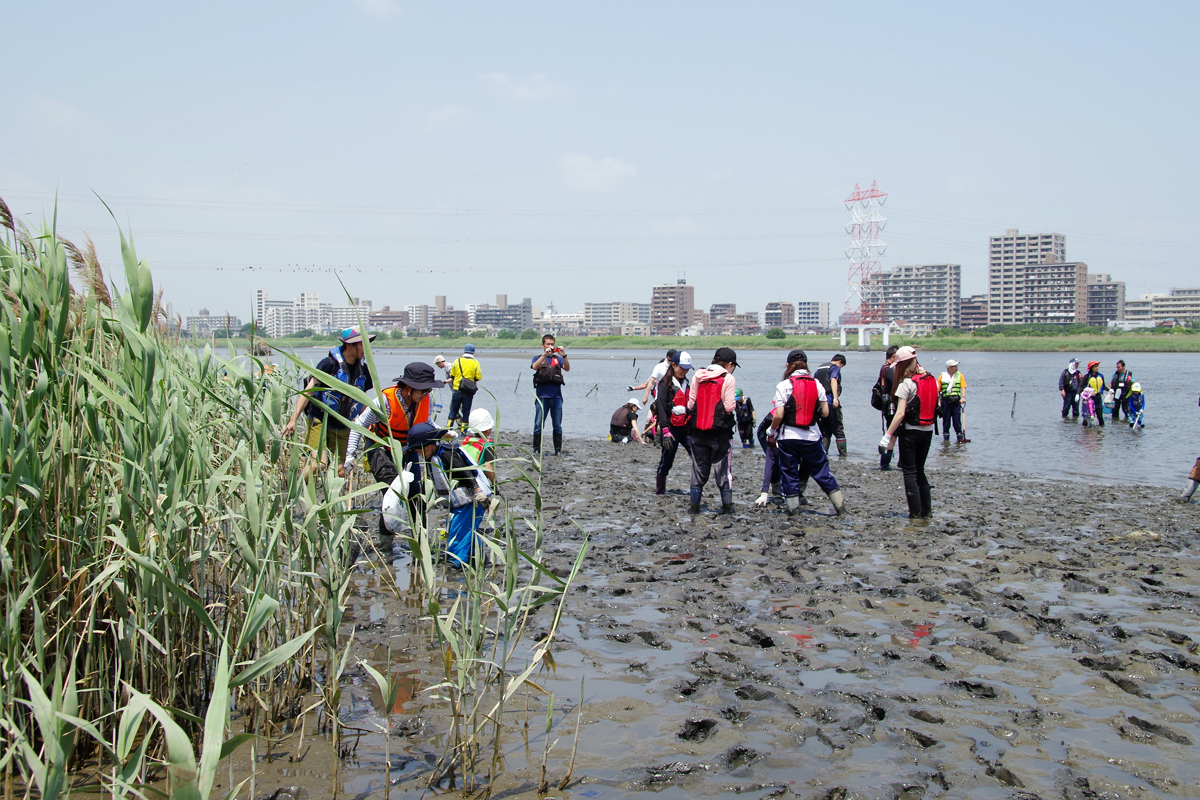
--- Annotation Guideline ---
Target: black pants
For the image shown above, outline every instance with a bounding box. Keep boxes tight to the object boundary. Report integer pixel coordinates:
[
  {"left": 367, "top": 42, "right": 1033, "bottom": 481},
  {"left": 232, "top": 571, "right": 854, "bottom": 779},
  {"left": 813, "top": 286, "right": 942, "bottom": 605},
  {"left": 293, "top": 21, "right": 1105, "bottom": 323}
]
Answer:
[
  {"left": 818, "top": 406, "right": 845, "bottom": 446},
  {"left": 656, "top": 425, "right": 690, "bottom": 479},
  {"left": 738, "top": 423, "right": 754, "bottom": 446},
  {"left": 1112, "top": 395, "right": 1129, "bottom": 421},
  {"left": 690, "top": 433, "right": 733, "bottom": 494},
  {"left": 940, "top": 398, "right": 963, "bottom": 439},
  {"left": 1062, "top": 391, "right": 1079, "bottom": 418},
  {"left": 898, "top": 428, "right": 933, "bottom": 518}
]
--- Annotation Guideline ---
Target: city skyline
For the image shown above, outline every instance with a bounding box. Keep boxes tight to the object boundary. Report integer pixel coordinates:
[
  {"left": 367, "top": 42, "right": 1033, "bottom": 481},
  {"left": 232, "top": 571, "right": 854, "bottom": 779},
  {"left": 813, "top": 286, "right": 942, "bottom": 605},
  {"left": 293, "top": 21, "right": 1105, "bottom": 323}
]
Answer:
[{"left": 3, "top": 3, "right": 1195, "bottom": 320}]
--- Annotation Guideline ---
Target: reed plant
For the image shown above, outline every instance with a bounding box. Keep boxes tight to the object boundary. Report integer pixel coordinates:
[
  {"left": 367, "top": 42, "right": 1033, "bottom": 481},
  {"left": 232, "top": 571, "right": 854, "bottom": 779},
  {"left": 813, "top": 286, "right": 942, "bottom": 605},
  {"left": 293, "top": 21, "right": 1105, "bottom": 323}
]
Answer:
[{"left": 0, "top": 201, "right": 361, "bottom": 798}]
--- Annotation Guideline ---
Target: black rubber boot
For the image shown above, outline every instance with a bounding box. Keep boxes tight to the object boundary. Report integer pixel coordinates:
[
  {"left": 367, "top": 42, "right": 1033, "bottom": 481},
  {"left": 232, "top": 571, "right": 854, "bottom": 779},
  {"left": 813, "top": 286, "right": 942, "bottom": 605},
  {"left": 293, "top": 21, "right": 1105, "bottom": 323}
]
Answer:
[
  {"left": 880, "top": 449, "right": 893, "bottom": 470},
  {"left": 720, "top": 490, "right": 733, "bottom": 514},
  {"left": 919, "top": 486, "right": 932, "bottom": 518},
  {"left": 532, "top": 433, "right": 542, "bottom": 454},
  {"left": 552, "top": 432, "right": 564, "bottom": 456},
  {"left": 689, "top": 487, "right": 701, "bottom": 514},
  {"left": 655, "top": 474, "right": 666, "bottom": 496},
  {"left": 836, "top": 437, "right": 847, "bottom": 457}
]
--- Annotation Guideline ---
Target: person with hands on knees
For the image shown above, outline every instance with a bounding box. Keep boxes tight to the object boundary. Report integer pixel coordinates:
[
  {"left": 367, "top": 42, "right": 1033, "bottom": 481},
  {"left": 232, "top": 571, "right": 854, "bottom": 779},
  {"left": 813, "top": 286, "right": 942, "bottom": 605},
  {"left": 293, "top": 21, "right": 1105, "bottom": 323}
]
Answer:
[
  {"left": 881, "top": 346, "right": 938, "bottom": 519},
  {"left": 531, "top": 334, "right": 570, "bottom": 455},
  {"left": 766, "top": 349, "right": 845, "bottom": 516}
]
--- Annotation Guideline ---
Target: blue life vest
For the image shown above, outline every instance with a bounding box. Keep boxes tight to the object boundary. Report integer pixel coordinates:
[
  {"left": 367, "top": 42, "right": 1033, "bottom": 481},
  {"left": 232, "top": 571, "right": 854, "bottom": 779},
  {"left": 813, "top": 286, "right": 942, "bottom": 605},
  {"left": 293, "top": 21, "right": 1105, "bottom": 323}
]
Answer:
[{"left": 311, "top": 346, "right": 366, "bottom": 420}]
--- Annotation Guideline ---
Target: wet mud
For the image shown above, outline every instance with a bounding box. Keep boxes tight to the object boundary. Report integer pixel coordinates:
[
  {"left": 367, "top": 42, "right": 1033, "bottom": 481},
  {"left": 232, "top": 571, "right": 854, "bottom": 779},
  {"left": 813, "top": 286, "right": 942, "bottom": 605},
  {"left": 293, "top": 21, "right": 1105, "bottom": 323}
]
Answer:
[{"left": 250, "top": 436, "right": 1200, "bottom": 799}]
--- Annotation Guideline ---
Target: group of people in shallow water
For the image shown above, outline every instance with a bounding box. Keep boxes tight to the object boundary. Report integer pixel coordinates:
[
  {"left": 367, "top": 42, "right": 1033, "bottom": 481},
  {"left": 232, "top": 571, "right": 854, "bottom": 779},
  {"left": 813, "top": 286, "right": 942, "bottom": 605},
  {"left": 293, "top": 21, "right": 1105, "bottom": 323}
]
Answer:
[{"left": 1058, "top": 357, "right": 1146, "bottom": 429}]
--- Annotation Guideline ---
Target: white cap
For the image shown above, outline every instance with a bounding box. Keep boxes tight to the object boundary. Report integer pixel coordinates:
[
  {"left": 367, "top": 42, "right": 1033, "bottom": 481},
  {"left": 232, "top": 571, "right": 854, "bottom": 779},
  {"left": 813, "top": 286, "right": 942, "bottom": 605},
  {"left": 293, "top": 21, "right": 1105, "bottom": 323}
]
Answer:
[
  {"left": 946, "top": 359, "right": 959, "bottom": 367},
  {"left": 627, "top": 397, "right": 643, "bottom": 409},
  {"left": 434, "top": 354, "right": 446, "bottom": 364},
  {"left": 468, "top": 408, "right": 495, "bottom": 433},
  {"left": 675, "top": 351, "right": 693, "bottom": 369}
]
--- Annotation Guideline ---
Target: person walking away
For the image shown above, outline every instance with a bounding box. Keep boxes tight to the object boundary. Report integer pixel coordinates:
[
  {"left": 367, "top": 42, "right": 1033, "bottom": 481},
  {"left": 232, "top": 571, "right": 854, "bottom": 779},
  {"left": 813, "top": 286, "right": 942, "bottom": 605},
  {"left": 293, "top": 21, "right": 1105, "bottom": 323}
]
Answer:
[
  {"left": 341, "top": 362, "right": 443, "bottom": 533},
  {"left": 814, "top": 354, "right": 848, "bottom": 456},
  {"left": 1127, "top": 382, "right": 1146, "bottom": 429},
  {"left": 654, "top": 351, "right": 693, "bottom": 495},
  {"left": 938, "top": 359, "right": 970, "bottom": 443},
  {"left": 876, "top": 345, "right": 899, "bottom": 470},
  {"left": 881, "top": 346, "right": 938, "bottom": 519},
  {"left": 1110, "top": 360, "right": 1134, "bottom": 423},
  {"left": 735, "top": 389, "right": 756, "bottom": 448},
  {"left": 1059, "top": 359, "right": 1082, "bottom": 419},
  {"left": 531, "top": 334, "right": 570, "bottom": 455},
  {"left": 1079, "top": 387, "right": 1098, "bottom": 427},
  {"left": 1183, "top": 457, "right": 1200, "bottom": 503},
  {"left": 1083, "top": 361, "right": 1106, "bottom": 427},
  {"left": 609, "top": 398, "right": 644, "bottom": 443},
  {"left": 446, "top": 343, "right": 482, "bottom": 428},
  {"left": 686, "top": 347, "right": 739, "bottom": 514},
  {"left": 281, "top": 326, "right": 375, "bottom": 482},
  {"left": 754, "top": 414, "right": 783, "bottom": 507},
  {"left": 630, "top": 349, "right": 678, "bottom": 405},
  {"left": 767, "top": 349, "right": 845, "bottom": 516}
]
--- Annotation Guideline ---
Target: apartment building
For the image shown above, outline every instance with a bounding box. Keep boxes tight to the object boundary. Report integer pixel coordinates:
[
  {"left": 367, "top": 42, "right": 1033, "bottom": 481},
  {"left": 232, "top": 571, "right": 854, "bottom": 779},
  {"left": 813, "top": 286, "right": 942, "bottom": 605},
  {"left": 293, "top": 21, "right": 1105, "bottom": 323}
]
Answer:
[
  {"left": 474, "top": 297, "right": 533, "bottom": 331},
  {"left": 252, "top": 290, "right": 371, "bottom": 337},
  {"left": 795, "top": 301, "right": 830, "bottom": 329},
  {"left": 430, "top": 309, "right": 470, "bottom": 333},
  {"left": 764, "top": 302, "right": 795, "bottom": 329},
  {"left": 404, "top": 304, "right": 432, "bottom": 332},
  {"left": 1124, "top": 288, "right": 1200, "bottom": 324},
  {"left": 186, "top": 309, "right": 242, "bottom": 337},
  {"left": 583, "top": 301, "right": 651, "bottom": 329},
  {"left": 958, "top": 294, "right": 989, "bottom": 330},
  {"left": 987, "top": 229, "right": 1088, "bottom": 324},
  {"left": 650, "top": 279, "right": 695, "bottom": 335},
  {"left": 706, "top": 304, "right": 759, "bottom": 335},
  {"left": 1086, "top": 274, "right": 1126, "bottom": 326},
  {"left": 369, "top": 307, "right": 410, "bottom": 331},
  {"left": 876, "top": 263, "right": 962, "bottom": 329}
]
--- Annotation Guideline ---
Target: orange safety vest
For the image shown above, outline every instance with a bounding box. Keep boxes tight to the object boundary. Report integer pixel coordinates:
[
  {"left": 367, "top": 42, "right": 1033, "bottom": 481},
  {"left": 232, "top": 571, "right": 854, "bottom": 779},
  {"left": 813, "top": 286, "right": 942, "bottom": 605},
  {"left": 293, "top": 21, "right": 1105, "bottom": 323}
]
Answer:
[{"left": 372, "top": 386, "right": 430, "bottom": 443}]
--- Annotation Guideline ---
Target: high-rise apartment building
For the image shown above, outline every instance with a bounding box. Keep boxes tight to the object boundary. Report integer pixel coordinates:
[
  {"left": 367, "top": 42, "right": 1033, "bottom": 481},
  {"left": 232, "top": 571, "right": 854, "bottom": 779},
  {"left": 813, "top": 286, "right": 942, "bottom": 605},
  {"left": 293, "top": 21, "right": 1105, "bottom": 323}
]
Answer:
[
  {"left": 795, "top": 301, "right": 830, "bottom": 329},
  {"left": 405, "top": 304, "right": 432, "bottom": 332},
  {"left": 876, "top": 263, "right": 961, "bottom": 330},
  {"left": 252, "top": 290, "right": 368, "bottom": 337},
  {"left": 763, "top": 302, "right": 795, "bottom": 329},
  {"left": 1124, "top": 288, "right": 1200, "bottom": 324},
  {"left": 958, "top": 294, "right": 989, "bottom": 330},
  {"left": 987, "top": 229, "right": 1087, "bottom": 324},
  {"left": 186, "top": 308, "right": 242, "bottom": 337},
  {"left": 474, "top": 298, "right": 533, "bottom": 331},
  {"left": 650, "top": 279, "right": 695, "bottom": 335},
  {"left": 1086, "top": 274, "right": 1126, "bottom": 326},
  {"left": 583, "top": 302, "right": 651, "bottom": 329},
  {"left": 430, "top": 309, "right": 469, "bottom": 333}
]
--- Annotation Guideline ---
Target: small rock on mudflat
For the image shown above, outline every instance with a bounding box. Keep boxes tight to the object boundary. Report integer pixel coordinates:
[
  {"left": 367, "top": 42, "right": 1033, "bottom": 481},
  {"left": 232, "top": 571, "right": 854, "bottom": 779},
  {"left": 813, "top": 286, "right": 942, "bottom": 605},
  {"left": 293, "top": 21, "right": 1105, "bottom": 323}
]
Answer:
[{"left": 678, "top": 718, "right": 718, "bottom": 741}]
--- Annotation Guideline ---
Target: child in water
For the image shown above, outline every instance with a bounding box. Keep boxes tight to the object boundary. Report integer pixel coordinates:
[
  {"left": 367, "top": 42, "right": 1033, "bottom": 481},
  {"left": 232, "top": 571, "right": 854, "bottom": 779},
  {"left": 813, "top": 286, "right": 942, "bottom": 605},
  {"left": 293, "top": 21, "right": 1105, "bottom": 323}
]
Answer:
[
  {"left": 1080, "top": 387, "right": 1098, "bottom": 427},
  {"left": 1127, "top": 382, "right": 1146, "bottom": 429}
]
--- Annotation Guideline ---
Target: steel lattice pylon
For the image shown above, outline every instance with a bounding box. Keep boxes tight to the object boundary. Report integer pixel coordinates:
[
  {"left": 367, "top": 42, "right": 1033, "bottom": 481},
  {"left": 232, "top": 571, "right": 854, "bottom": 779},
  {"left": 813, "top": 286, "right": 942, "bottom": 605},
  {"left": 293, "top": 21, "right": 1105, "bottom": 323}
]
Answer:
[{"left": 842, "top": 181, "right": 888, "bottom": 324}]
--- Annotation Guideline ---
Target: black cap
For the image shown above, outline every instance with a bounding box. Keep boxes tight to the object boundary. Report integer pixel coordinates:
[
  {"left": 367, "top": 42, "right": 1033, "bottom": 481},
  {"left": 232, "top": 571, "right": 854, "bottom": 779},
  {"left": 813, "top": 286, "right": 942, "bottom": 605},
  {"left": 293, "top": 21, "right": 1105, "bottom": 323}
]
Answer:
[
  {"left": 395, "top": 362, "right": 444, "bottom": 390},
  {"left": 786, "top": 349, "right": 807, "bottom": 364},
  {"left": 832, "top": 353, "right": 847, "bottom": 364},
  {"left": 407, "top": 422, "right": 448, "bottom": 447},
  {"left": 713, "top": 346, "right": 740, "bottom": 367}
]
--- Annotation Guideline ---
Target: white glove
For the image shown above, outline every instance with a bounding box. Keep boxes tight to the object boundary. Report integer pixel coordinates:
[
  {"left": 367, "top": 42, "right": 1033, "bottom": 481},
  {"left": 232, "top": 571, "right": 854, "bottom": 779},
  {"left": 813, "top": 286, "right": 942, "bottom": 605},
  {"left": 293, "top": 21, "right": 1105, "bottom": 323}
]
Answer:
[
  {"left": 473, "top": 488, "right": 490, "bottom": 507},
  {"left": 342, "top": 458, "right": 355, "bottom": 475},
  {"left": 754, "top": 492, "right": 770, "bottom": 507},
  {"left": 672, "top": 405, "right": 687, "bottom": 416},
  {"left": 879, "top": 434, "right": 893, "bottom": 450},
  {"left": 766, "top": 427, "right": 778, "bottom": 443}
]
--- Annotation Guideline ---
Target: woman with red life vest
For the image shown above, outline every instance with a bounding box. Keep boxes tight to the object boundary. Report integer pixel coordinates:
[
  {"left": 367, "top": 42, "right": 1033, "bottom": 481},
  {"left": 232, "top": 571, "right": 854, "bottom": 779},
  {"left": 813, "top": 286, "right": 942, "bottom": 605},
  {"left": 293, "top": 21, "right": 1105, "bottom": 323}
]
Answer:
[
  {"left": 653, "top": 350, "right": 694, "bottom": 495},
  {"left": 766, "top": 350, "right": 846, "bottom": 516},
  {"left": 880, "top": 346, "right": 938, "bottom": 519},
  {"left": 685, "top": 347, "right": 739, "bottom": 514}
]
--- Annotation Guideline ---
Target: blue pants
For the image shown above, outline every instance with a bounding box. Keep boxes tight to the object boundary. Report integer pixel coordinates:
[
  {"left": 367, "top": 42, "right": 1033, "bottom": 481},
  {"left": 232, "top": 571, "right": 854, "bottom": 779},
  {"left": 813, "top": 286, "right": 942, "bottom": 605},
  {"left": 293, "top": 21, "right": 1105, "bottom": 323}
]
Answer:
[
  {"left": 446, "top": 502, "right": 485, "bottom": 567},
  {"left": 447, "top": 390, "right": 473, "bottom": 425},
  {"left": 776, "top": 439, "right": 838, "bottom": 496},
  {"left": 940, "top": 398, "right": 963, "bottom": 439},
  {"left": 533, "top": 396, "right": 563, "bottom": 436}
]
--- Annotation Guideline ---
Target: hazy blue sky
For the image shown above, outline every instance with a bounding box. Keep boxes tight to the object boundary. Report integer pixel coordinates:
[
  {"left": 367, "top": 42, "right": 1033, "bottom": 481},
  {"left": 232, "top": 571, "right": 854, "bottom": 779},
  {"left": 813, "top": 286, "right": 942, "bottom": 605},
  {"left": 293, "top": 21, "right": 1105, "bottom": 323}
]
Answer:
[{"left": 3, "top": 1, "right": 1196, "bottom": 321}]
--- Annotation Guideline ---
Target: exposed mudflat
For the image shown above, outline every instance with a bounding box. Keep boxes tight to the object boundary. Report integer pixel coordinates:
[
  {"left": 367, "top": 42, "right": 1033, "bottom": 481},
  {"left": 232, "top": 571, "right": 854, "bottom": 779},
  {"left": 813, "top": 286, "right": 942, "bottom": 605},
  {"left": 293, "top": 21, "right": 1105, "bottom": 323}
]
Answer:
[{"left": 247, "top": 436, "right": 1200, "bottom": 800}]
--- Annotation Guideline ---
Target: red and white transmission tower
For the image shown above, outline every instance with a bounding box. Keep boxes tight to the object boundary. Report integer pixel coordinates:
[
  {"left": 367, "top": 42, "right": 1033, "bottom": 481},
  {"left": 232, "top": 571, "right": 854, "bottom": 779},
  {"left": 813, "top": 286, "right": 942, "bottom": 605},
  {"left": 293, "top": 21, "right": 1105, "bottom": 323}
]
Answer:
[{"left": 842, "top": 181, "right": 888, "bottom": 324}]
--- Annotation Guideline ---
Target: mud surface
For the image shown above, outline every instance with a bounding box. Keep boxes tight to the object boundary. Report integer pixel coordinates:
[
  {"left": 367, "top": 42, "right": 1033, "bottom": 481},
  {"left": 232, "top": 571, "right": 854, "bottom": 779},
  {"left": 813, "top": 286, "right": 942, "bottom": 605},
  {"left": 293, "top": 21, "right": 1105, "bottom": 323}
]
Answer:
[{"left": 250, "top": 436, "right": 1200, "bottom": 799}]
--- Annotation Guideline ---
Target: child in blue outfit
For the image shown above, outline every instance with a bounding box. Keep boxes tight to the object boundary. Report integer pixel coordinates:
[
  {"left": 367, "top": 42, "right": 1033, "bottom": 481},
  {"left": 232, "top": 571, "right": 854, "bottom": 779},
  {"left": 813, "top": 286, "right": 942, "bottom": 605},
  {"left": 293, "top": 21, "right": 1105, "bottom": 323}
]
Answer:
[{"left": 1127, "top": 382, "right": 1146, "bottom": 429}]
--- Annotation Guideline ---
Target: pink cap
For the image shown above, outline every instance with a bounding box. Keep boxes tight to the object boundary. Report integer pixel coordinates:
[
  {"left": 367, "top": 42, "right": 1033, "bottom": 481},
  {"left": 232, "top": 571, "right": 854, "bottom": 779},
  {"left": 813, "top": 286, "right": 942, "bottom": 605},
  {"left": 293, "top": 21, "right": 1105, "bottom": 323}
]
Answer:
[{"left": 894, "top": 346, "right": 917, "bottom": 363}]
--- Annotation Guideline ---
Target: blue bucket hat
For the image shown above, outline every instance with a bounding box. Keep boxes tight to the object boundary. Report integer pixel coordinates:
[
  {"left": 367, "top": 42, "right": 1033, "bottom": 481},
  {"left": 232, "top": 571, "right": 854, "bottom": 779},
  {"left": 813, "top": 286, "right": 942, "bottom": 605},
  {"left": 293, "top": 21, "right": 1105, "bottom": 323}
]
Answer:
[{"left": 463, "top": 343, "right": 476, "bottom": 353}]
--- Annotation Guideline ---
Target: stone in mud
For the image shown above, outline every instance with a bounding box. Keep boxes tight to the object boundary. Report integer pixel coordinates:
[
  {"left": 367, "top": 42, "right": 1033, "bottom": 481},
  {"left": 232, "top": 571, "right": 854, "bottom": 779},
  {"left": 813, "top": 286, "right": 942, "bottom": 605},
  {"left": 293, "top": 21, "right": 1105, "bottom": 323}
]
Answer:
[
  {"left": 739, "top": 626, "right": 776, "bottom": 648},
  {"left": 916, "top": 586, "right": 944, "bottom": 603},
  {"left": 986, "top": 764, "right": 1024, "bottom": 788},
  {"left": 1103, "top": 672, "right": 1150, "bottom": 698},
  {"left": 908, "top": 709, "right": 944, "bottom": 724},
  {"left": 904, "top": 728, "right": 938, "bottom": 748},
  {"left": 1010, "top": 708, "right": 1044, "bottom": 728},
  {"left": 925, "top": 653, "right": 949, "bottom": 671},
  {"left": 678, "top": 717, "right": 718, "bottom": 742},
  {"left": 734, "top": 684, "right": 775, "bottom": 701},
  {"left": 950, "top": 680, "right": 999, "bottom": 699},
  {"left": 676, "top": 676, "right": 713, "bottom": 697},
  {"left": 724, "top": 744, "right": 759, "bottom": 769},
  {"left": 720, "top": 705, "right": 750, "bottom": 723},
  {"left": 634, "top": 629, "right": 671, "bottom": 649},
  {"left": 1127, "top": 715, "right": 1194, "bottom": 744},
  {"left": 991, "top": 629, "right": 1024, "bottom": 644},
  {"left": 1077, "top": 654, "right": 1124, "bottom": 672},
  {"left": 644, "top": 761, "right": 703, "bottom": 784}
]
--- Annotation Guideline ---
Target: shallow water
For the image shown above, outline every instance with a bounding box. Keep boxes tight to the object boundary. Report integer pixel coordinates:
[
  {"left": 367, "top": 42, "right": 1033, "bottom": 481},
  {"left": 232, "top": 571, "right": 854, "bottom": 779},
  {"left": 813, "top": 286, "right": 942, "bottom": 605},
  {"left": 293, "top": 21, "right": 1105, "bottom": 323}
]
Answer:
[{"left": 284, "top": 345, "right": 1200, "bottom": 487}]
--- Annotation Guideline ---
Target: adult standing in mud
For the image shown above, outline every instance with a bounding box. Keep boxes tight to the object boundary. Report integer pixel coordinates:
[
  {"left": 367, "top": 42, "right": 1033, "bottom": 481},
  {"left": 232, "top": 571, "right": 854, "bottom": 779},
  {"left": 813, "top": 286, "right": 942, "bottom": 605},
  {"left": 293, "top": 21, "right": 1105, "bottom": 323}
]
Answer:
[
  {"left": 531, "top": 333, "right": 570, "bottom": 455},
  {"left": 630, "top": 348, "right": 677, "bottom": 406},
  {"left": 686, "top": 347, "right": 739, "bottom": 514},
  {"left": 1110, "top": 359, "right": 1134, "bottom": 423},
  {"left": 876, "top": 345, "right": 898, "bottom": 471},
  {"left": 767, "top": 349, "right": 845, "bottom": 516},
  {"left": 654, "top": 350, "right": 693, "bottom": 495},
  {"left": 814, "top": 354, "right": 848, "bottom": 457},
  {"left": 881, "top": 346, "right": 938, "bottom": 519},
  {"left": 1059, "top": 358, "right": 1082, "bottom": 419}
]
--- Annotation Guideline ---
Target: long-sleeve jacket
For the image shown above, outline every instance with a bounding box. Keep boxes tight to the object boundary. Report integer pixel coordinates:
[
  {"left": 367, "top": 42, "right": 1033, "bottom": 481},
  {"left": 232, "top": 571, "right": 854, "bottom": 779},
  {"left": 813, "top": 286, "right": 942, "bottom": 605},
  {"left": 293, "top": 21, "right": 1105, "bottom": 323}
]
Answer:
[
  {"left": 1059, "top": 369, "right": 1082, "bottom": 393},
  {"left": 1111, "top": 369, "right": 1134, "bottom": 400},
  {"left": 686, "top": 365, "right": 737, "bottom": 414}
]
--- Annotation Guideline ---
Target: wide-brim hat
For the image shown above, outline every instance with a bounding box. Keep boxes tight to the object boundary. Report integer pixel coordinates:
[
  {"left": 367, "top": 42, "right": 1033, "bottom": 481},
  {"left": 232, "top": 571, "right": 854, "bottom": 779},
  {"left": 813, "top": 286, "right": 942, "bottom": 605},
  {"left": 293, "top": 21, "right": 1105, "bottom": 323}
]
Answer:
[
  {"left": 946, "top": 359, "right": 959, "bottom": 367},
  {"left": 1087, "top": 360, "right": 1101, "bottom": 370},
  {"left": 395, "top": 362, "right": 444, "bottom": 390},
  {"left": 340, "top": 327, "right": 377, "bottom": 344}
]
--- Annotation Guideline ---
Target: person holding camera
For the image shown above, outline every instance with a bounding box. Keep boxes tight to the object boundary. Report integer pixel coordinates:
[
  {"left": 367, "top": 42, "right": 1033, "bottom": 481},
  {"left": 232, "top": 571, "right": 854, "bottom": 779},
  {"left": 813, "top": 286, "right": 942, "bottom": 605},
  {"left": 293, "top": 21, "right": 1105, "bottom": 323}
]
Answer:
[{"left": 531, "top": 333, "right": 571, "bottom": 455}]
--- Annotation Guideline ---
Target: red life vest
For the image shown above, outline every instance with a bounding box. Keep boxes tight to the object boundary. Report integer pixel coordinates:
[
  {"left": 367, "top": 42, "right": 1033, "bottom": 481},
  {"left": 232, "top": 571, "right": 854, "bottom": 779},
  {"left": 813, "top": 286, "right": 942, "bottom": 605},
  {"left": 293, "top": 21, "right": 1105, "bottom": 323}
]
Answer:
[
  {"left": 371, "top": 386, "right": 430, "bottom": 443},
  {"left": 905, "top": 373, "right": 941, "bottom": 427},
  {"left": 692, "top": 374, "right": 733, "bottom": 433},
  {"left": 783, "top": 375, "right": 820, "bottom": 428},
  {"left": 670, "top": 387, "right": 690, "bottom": 427}
]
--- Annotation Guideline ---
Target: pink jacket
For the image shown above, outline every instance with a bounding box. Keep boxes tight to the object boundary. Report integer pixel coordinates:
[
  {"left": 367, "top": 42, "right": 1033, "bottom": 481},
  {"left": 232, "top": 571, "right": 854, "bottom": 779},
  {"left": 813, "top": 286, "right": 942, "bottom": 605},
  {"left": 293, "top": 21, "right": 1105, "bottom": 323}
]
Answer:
[{"left": 687, "top": 365, "right": 737, "bottom": 414}]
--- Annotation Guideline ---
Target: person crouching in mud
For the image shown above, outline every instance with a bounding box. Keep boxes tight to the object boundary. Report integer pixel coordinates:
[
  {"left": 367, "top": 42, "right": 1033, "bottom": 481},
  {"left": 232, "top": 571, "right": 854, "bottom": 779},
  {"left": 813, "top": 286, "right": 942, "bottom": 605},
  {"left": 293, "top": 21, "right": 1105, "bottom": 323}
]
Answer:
[
  {"left": 765, "top": 349, "right": 845, "bottom": 516},
  {"left": 609, "top": 398, "right": 644, "bottom": 444}
]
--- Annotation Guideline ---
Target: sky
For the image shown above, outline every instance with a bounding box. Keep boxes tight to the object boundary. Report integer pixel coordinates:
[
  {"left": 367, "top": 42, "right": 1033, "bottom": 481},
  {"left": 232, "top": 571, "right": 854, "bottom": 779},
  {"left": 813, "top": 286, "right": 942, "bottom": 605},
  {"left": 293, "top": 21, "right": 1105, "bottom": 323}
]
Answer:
[{"left": 3, "top": 1, "right": 1197, "bottom": 322}]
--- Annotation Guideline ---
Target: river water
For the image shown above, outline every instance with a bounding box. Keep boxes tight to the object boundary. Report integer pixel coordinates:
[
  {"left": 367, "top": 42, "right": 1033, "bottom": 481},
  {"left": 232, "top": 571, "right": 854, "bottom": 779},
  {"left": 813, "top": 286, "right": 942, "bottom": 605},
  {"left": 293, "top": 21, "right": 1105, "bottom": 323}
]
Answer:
[{"left": 286, "top": 345, "right": 1199, "bottom": 488}]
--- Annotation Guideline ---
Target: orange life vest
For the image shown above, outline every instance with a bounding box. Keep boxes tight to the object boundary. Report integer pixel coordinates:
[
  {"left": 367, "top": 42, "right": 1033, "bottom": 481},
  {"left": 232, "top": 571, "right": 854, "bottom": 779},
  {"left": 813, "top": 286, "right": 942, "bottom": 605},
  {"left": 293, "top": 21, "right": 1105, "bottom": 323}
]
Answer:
[{"left": 372, "top": 386, "right": 430, "bottom": 443}]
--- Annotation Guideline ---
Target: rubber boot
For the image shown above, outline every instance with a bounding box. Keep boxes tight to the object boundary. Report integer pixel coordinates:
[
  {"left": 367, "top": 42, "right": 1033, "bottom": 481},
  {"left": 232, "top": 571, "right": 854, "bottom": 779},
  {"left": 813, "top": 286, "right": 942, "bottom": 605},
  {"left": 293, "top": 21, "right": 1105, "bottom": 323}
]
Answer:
[
  {"left": 828, "top": 489, "right": 845, "bottom": 516},
  {"left": 1182, "top": 480, "right": 1199, "bottom": 502},
  {"left": 532, "top": 433, "right": 542, "bottom": 454},
  {"left": 880, "top": 449, "right": 893, "bottom": 471},
  {"left": 785, "top": 495, "right": 801, "bottom": 516},
  {"left": 797, "top": 478, "right": 810, "bottom": 504},
  {"left": 720, "top": 490, "right": 733, "bottom": 515},
  {"left": 770, "top": 480, "right": 780, "bottom": 497},
  {"left": 821, "top": 436, "right": 832, "bottom": 453},
  {"left": 552, "top": 432, "right": 563, "bottom": 456},
  {"left": 688, "top": 487, "right": 701, "bottom": 515},
  {"left": 919, "top": 486, "right": 932, "bottom": 519},
  {"left": 836, "top": 437, "right": 847, "bottom": 457},
  {"left": 655, "top": 473, "right": 666, "bottom": 496}
]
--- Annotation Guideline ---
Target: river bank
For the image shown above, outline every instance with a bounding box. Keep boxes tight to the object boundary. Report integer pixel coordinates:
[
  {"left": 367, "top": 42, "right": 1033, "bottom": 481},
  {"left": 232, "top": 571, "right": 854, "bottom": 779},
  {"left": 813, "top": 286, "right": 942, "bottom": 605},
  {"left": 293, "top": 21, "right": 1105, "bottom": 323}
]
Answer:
[
  {"left": 238, "top": 436, "right": 1200, "bottom": 799},
  {"left": 213, "top": 332, "right": 1200, "bottom": 353}
]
